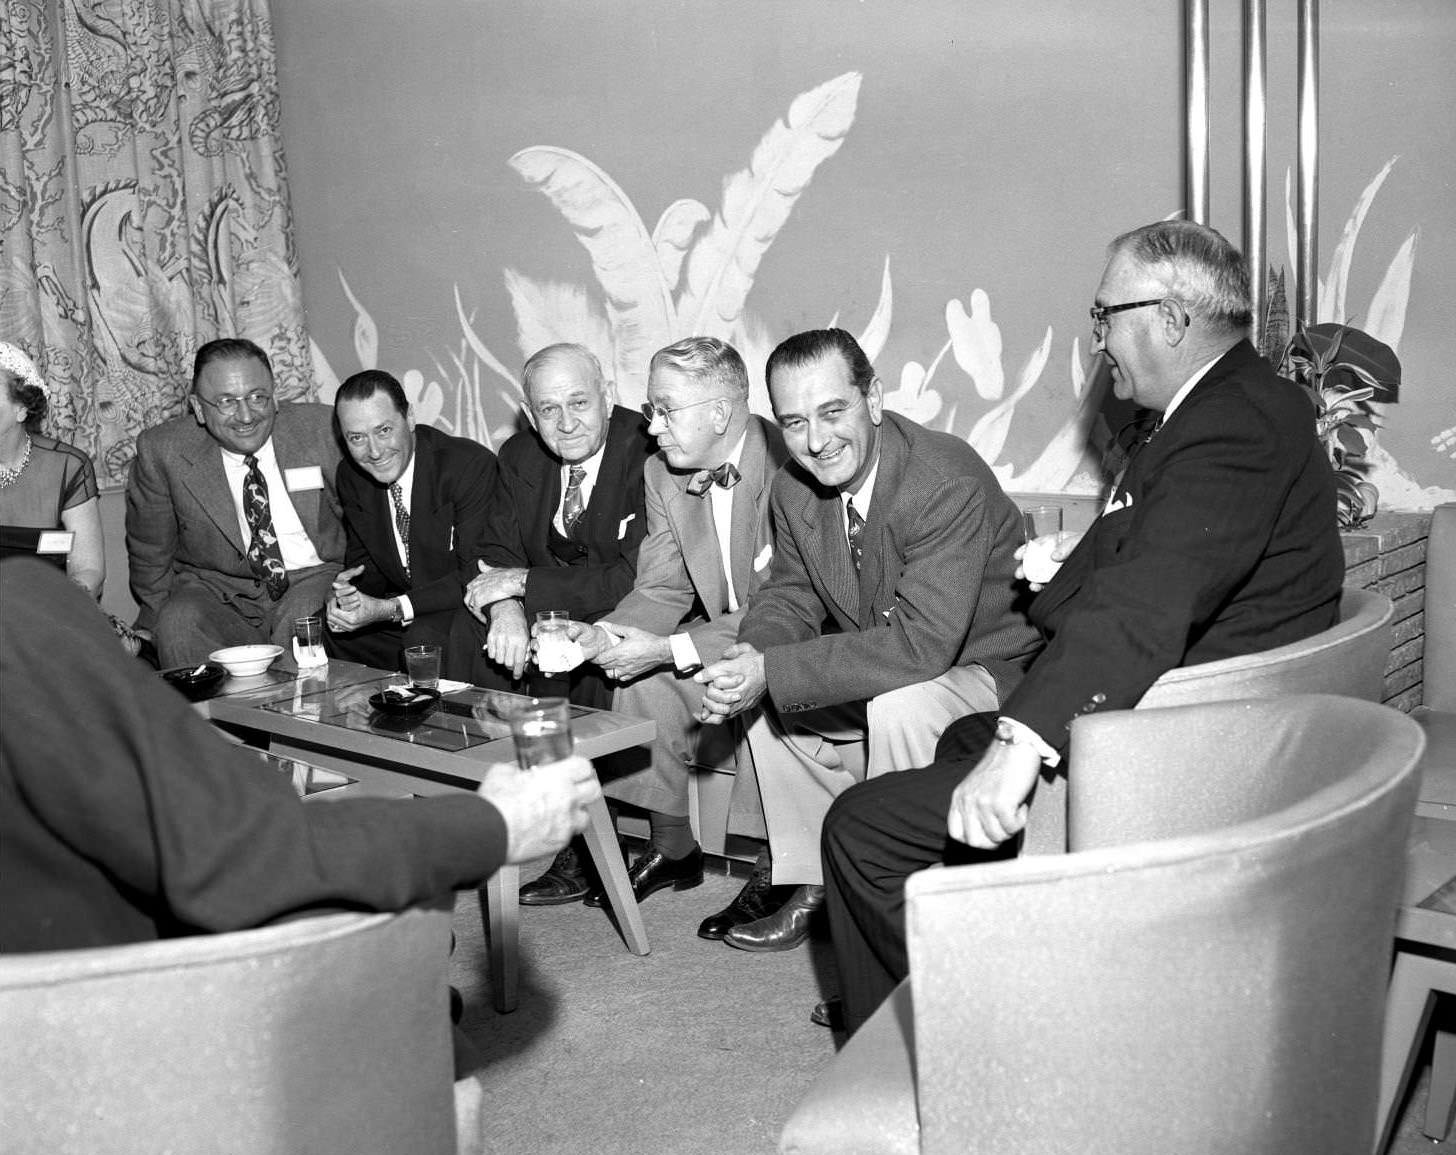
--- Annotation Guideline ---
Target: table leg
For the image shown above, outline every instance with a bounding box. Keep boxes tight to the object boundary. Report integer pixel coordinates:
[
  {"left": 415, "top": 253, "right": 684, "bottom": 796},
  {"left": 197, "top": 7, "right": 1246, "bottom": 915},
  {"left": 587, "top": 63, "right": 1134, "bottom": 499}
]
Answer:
[
  {"left": 581, "top": 795, "right": 651, "bottom": 955},
  {"left": 481, "top": 865, "right": 519, "bottom": 1014}
]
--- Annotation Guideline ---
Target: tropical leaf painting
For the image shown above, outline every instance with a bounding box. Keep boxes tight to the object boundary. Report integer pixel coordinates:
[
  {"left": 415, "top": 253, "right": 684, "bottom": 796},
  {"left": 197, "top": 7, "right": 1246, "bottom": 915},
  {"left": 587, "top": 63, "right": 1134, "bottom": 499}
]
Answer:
[{"left": 316, "top": 70, "right": 1443, "bottom": 504}]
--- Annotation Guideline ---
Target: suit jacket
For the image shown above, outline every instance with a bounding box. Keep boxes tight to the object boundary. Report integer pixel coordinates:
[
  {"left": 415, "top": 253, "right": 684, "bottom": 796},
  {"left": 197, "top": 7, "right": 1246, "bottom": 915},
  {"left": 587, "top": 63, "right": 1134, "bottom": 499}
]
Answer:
[
  {"left": 0, "top": 559, "right": 507, "bottom": 953},
  {"left": 739, "top": 411, "right": 1041, "bottom": 714},
  {"left": 480, "top": 405, "right": 652, "bottom": 621},
  {"left": 125, "top": 403, "right": 346, "bottom": 629},
  {"left": 336, "top": 425, "right": 498, "bottom": 621},
  {"left": 611, "top": 415, "right": 789, "bottom": 667},
  {"left": 1003, "top": 339, "right": 1346, "bottom": 752}
]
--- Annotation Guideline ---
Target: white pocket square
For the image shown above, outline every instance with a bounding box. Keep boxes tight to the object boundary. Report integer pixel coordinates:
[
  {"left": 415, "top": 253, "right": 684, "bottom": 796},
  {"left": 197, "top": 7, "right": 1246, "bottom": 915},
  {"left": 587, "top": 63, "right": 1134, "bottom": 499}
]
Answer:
[
  {"left": 1103, "top": 492, "right": 1134, "bottom": 515},
  {"left": 618, "top": 514, "right": 636, "bottom": 540},
  {"left": 753, "top": 543, "right": 774, "bottom": 572}
]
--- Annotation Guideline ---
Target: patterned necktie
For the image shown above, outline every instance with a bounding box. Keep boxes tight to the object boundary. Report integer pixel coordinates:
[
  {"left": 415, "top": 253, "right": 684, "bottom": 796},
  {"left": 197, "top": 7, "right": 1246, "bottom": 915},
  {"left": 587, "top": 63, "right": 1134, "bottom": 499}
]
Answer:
[
  {"left": 242, "top": 454, "right": 289, "bottom": 599},
  {"left": 846, "top": 498, "right": 865, "bottom": 572},
  {"left": 686, "top": 462, "right": 742, "bottom": 497},
  {"left": 562, "top": 465, "right": 587, "bottom": 535},
  {"left": 390, "top": 482, "right": 411, "bottom": 582}
]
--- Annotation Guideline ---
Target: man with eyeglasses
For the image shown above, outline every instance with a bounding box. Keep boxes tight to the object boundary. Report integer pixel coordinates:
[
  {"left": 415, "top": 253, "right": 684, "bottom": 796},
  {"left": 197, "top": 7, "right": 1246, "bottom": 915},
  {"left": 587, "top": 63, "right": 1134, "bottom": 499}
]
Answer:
[
  {"left": 692, "top": 328, "right": 1041, "bottom": 951},
  {"left": 815, "top": 220, "right": 1346, "bottom": 1036},
  {"left": 126, "top": 338, "right": 346, "bottom": 668}
]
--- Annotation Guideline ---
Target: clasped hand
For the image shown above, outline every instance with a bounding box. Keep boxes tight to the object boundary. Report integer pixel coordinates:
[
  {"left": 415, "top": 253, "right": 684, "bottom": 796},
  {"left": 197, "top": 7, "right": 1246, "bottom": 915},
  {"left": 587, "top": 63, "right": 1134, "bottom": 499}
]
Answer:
[
  {"left": 326, "top": 565, "right": 391, "bottom": 632},
  {"left": 946, "top": 740, "right": 1043, "bottom": 849},
  {"left": 464, "top": 561, "right": 526, "bottom": 620},
  {"left": 560, "top": 619, "right": 669, "bottom": 682},
  {"left": 692, "top": 642, "right": 767, "bottom": 724}
]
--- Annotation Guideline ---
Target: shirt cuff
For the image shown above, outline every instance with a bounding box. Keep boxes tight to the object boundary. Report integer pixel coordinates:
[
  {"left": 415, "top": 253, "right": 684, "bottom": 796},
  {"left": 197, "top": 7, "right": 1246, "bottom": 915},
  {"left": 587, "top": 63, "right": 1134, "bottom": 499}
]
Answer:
[
  {"left": 999, "top": 715, "right": 1062, "bottom": 768},
  {"left": 396, "top": 595, "right": 414, "bottom": 626},
  {"left": 668, "top": 631, "right": 702, "bottom": 672}
]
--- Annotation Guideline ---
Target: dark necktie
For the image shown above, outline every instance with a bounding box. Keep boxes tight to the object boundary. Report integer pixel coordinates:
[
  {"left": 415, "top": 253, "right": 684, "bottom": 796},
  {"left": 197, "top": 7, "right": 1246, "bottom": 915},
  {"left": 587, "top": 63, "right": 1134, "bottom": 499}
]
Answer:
[
  {"left": 686, "top": 462, "right": 742, "bottom": 497},
  {"left": 562, "top": 465, "right": 587, "bottom": 535},
  {"left": 242, "top": 454, "right": 289, "bottom": 599},
  {"left": 390, "top": 482, "right": 411, "bottom": 581},
  {"left": 846, "top": 498, "right": 865, "bottom": 572}
]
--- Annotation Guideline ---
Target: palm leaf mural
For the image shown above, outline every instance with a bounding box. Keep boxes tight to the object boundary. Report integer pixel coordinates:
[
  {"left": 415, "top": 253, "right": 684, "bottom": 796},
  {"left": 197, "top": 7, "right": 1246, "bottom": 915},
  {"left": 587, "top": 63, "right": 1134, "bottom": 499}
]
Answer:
[
  {"left": 502, "top": 268, "right": 614, "bottom": 379},
  {"left": 652, "top": 199, "right": 711, "bottom": 295},
  {"left": 1365, "top": 231, "right": 1416, "bottom": 351},
  {"left": 1321, "top": 157, "right": 1397, "bottom": 324},
  {"left": 946, "top": 289, "right": 1005, "bottom": 401},
  {"left": 857, "top": 256, "right": 893, "bottom": 364},
  {"left": 509, "top": 146, "right": 674, "bottom": 398},
  {"left": 676, "top": 71, "right": 861, "bottom": 337},
  {"left": 966, "top": 326, "right": 1052, "bottom": 465}
]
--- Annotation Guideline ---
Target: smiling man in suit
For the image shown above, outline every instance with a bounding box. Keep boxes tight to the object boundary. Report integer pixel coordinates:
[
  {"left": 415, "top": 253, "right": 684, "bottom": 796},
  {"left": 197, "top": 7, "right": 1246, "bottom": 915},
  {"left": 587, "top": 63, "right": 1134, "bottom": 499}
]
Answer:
[
  {"left": 325, "top": 370, "right": 497, "bottom": 670},
  {"left": 126, "top": 339, "right": 345, "bottom": 668},
  {"left": 450, "top": 343, "right": 651, "bottom": 709},
  {"left": 694, "top": 328, "right": 1041, "bottom": 950},
  {"left": 818, "top": 221, "right": 1347, "bottom": 1035}
]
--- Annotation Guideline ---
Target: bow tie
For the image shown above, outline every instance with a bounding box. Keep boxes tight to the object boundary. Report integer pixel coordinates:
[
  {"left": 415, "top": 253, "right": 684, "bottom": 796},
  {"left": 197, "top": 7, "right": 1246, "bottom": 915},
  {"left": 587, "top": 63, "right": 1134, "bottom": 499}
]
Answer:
[{"left": 686, "top": 462, "right": 741, "bottom": 497}]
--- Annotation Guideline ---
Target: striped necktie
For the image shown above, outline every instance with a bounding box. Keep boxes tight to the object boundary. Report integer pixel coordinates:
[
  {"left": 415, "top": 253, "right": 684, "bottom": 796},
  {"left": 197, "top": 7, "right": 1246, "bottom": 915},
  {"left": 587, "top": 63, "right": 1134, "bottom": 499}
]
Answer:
[
  {"left": 390, "top": 482, "right": 411, "bottom": 581},
  {"left": 562, "top": 466, "right": 587, "bottom": 536}
]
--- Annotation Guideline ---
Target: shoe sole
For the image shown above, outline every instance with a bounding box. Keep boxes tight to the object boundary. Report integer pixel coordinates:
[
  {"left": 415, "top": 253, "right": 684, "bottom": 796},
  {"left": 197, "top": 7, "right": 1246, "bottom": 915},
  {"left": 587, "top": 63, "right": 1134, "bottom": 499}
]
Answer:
[
  {"left": 518, "top": 890, "right": 588, "bottom": 906},
  {"left": 722, "top": 931, "right": 810, "bottom": 953},
  {"left": 586, "top": 874, "right": 704, "bottom": 910}
]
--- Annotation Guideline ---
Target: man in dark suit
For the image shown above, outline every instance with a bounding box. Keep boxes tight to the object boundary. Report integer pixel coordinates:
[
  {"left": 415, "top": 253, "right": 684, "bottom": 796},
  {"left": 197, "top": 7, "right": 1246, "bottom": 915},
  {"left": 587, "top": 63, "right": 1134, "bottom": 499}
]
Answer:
[
  {"left": 694, "top": 328, "right": 1041, "bottom": 948},
  {"left": 0, "top": 557, "right": 600, "bottom": 954},
  {"left": 546, "top": 336, "right": 812, "bottom": 929},
  {"left": 450, "top": 342, "right": 652, "bottom": 708},
  {"left": 126, "top": 338, "right": 345, "bottom": 668},
  {"left": 326, "top": 370, "right": 497, "bottom": 670},
  {"left": 818, "top": 220, "right": 1346, "bottom": 1034}
]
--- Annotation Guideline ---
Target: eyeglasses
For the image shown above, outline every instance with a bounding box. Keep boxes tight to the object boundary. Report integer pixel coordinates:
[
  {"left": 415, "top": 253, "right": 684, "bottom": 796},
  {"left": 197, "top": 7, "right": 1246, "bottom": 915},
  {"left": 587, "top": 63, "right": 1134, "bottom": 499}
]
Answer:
[
  {"left": 640, "top": 396, "right": 726, "bottom": 424},
  {"left": 1089, "top": 298, "right": 1166, "bottom": 344},
  {"left": 195, "top": 390, "right": 275, "bottom": 417}
]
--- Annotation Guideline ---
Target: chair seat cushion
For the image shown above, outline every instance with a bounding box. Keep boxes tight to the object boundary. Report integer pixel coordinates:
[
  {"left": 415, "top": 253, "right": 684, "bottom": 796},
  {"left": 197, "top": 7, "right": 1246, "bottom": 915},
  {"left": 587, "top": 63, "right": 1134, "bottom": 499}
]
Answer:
[{"left": 1414, "top": 707, "right": 1456, "bottom": 806}]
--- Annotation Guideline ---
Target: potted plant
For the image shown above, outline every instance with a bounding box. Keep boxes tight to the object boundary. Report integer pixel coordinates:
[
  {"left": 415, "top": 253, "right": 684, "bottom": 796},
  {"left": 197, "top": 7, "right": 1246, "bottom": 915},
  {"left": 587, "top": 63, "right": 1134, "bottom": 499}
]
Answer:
[{"left": 1280, "top": 321, "right": 1402, "bottom": 529}]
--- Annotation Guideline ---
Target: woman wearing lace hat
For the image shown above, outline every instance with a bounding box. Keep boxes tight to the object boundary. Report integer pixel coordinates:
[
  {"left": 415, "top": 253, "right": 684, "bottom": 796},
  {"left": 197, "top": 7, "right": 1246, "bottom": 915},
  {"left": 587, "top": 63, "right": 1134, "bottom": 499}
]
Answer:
[{"left": 0, "top": 341, "right": 105, "bottom": 599}]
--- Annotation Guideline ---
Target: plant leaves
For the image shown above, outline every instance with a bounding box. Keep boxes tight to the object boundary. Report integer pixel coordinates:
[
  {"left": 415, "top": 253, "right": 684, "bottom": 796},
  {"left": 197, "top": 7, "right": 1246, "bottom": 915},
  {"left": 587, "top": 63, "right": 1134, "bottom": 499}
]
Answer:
[
  {"left": 337, "top": 268, "right": 378, "bottom": 370},
  {"left": 1321, "top": 155, "right": 1397, "bottom": 323},
  {"left": 509, "top": 145, "right": 674, "bottom": 397},
  {"left": 453, "top": 285, "right": 521, "bottom": 392},
  {"left": 501, "top": 269, "right": 619, "bottom": 394},
  {"left": 652, "top": 199, "right": 711, "bottom": 296},
  {"left": 676, "top": 71, "right": 861, "bottom": 337},
  {"left": 857, "top": 255, "right": 893, "bottom": 364},
  {"left": 946, "top": 290, "right": 1004, "bottom": 400}
]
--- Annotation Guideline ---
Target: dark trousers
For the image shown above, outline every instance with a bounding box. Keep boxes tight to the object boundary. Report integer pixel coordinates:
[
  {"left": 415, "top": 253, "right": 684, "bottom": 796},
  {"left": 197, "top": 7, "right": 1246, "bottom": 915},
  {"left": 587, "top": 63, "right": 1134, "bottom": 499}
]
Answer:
[{"left": 822, "top": 711, "right": 1017, "bottom": 1034}]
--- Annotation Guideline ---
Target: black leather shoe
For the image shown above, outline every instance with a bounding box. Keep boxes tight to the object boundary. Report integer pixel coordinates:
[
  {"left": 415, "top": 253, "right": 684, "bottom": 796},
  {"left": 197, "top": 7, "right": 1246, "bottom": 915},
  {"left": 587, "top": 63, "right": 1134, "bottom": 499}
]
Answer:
[
  {"left": 810, "top": 998, "right": 844, "bottom": 1031},
  {"left": 585, "top": 845, "right": 704, "bottom": 908},
  {"left": 697, "top": 861, "right": 781, "bottom": 940},
  {"left": 519, "top": 844, "right": 589, "bottom": 906},
  {"left": 724, "top": 884, "right": 824, "bottom": 952}
]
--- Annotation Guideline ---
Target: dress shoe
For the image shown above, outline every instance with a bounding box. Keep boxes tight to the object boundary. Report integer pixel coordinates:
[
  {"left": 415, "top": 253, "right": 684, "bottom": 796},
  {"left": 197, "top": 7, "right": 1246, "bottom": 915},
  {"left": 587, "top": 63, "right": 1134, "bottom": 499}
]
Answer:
[
  {"left": 723, "top": 884, "right": 824, "bottom": 952},
  {"left": 810, "top": 998, "right": 845, "bottom": 1031},
  {"left": 697, "top": 861, "right": 782, "bottom": 940},
  {"left": 519, "top": 844, "right": 589, "bottom": 905},
  {"left": 584, "top": 845, "right": 704, "bottom": 908}
]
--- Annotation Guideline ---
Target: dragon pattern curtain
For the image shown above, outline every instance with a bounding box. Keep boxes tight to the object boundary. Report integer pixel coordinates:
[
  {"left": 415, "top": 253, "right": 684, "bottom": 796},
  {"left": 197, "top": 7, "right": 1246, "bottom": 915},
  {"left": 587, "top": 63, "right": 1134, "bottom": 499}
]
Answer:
[{"left": 0, "top": 0, "right": 310, "bottom": 489}]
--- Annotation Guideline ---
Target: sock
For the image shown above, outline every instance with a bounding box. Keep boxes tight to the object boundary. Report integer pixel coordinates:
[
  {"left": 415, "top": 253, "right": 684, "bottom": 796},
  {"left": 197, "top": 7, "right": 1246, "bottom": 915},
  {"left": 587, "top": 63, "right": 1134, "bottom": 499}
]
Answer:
[{"left": 649, "top": 810, "right": 698, "bottom": 859}]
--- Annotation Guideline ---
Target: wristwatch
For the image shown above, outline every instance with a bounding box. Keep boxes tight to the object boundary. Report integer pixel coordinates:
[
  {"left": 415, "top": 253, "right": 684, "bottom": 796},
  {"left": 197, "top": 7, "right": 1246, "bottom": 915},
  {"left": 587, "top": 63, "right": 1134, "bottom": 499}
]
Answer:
[{"left": 390, "top": 598, "right": 405, "bottom": 624}]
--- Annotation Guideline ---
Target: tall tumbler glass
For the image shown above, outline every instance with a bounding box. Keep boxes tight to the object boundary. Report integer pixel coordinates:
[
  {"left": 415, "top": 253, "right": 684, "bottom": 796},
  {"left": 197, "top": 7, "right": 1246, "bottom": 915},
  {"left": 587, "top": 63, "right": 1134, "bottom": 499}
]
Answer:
[{"left": 508, "top": 697, "right": 574, "bottom": 769}]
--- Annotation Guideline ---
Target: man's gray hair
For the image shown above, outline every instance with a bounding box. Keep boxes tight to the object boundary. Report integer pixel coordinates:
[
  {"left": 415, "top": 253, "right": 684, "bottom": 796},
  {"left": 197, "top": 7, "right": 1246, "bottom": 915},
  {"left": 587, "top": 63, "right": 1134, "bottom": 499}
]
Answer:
[
  {"left": 649, "top": 336, "right": 750, "bottom": 400},
  {"left": 1110, "top": 220, "right": 1254, "bottom": 334},
  {"left": 521, "top": 343, "right": 606, "bottom": 400}
]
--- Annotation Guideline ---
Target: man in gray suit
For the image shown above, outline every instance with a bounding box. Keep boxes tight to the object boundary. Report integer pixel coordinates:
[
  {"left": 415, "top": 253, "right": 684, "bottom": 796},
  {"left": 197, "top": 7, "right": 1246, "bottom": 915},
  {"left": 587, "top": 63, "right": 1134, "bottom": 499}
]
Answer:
[
  {"left": 126, "top": 339, "right": 345, "bottom": 668},
  {"left": 694, "top": 328, "right": 1040, "bottom": 949}
]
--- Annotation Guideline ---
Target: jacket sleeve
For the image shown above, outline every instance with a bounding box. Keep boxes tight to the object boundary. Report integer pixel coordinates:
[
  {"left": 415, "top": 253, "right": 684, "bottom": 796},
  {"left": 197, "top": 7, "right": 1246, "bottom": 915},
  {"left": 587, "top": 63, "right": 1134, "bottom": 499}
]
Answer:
[
  {"left": 608, "top": 461, "right": 698, "bottom": 638},
  {"left": 123, "top": 429, "right": 180, "bottom": 629},
  {"left": 409, "top": 446, "right": 500, "bottom": 618}
]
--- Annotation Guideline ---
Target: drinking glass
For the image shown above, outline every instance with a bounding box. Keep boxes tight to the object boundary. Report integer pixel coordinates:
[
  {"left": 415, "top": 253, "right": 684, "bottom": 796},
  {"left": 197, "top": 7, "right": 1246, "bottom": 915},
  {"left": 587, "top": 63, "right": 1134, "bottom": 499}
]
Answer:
[
  {"left": 292, "top": 615, "right": 328, "bottom": 670},
  {"left": 534, "top": 610, "right": 578, "bottom": 675},
  {"left": 508, "top": 697, "right": 574, "bottom": 769},
  {"left": 1021, "top": 504, "right": 1063, "bottom": 542},
  {"left": 404, "top": 643, "right": 442, "bottom": 689}
]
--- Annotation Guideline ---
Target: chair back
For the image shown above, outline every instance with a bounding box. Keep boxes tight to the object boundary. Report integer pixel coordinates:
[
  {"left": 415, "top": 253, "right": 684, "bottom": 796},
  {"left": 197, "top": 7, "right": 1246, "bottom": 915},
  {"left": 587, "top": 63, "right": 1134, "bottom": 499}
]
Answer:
[
  {"left": 0, "top": 906, "right": 456, "bottom": 1155},
  {"left": 1023, "top": 586, "right": 1394, "bottom": 854},
  {"left": 905, "top": 695, "right": 1423, "bottom": 1155}
]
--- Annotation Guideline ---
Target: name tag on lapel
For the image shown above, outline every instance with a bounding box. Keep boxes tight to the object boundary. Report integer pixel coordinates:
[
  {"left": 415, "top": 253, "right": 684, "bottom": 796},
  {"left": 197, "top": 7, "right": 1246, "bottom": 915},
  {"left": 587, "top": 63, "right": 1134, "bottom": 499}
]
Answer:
[
  {"left": 37, "top": 531, "right": 74, "bottom": 555},
  {"left": 753, "top": 543, "right": 774, "bottom": 572},
  {"left": 618, "top": 514, "right": 636, "bottom": 540},
  {"left": 285, "top": 465, "right": 325, "bottom": 492}
]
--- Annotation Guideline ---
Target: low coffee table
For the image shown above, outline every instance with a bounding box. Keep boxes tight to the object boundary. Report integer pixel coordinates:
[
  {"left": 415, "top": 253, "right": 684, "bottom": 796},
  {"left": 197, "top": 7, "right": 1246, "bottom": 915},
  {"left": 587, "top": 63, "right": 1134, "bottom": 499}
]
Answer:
[{"left": 206, "top": 662, "right": 656, "bottom": 1013}]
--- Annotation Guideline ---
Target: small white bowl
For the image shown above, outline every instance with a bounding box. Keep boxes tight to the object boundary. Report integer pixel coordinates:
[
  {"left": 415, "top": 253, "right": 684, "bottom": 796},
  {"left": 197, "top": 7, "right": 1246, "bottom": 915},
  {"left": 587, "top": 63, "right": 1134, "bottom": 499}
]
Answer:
[{"left": 209, "top": 644, "right": 284, "bottom": 678}]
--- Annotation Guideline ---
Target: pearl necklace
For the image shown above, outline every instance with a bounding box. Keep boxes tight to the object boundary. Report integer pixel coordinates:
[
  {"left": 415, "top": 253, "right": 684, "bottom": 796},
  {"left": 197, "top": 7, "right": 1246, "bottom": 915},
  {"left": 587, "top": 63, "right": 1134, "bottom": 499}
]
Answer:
[{"left": 0, "top": 435, "right": 33, "bottom": 488}]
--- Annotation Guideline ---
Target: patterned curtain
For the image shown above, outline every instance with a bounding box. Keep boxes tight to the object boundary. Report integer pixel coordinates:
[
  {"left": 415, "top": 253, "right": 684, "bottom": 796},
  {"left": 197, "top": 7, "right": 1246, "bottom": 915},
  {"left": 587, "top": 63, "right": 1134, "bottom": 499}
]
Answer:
[{"left": 0, "top": 0, "right": 311, "bottom": 489}]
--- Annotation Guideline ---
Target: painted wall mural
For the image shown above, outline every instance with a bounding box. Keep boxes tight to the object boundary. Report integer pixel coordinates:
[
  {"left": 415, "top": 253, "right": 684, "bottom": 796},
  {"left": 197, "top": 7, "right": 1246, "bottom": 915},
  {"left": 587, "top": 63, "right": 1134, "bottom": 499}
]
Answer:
[{"left": 308, "top": 68, "right": 1451, "bottom": 507}]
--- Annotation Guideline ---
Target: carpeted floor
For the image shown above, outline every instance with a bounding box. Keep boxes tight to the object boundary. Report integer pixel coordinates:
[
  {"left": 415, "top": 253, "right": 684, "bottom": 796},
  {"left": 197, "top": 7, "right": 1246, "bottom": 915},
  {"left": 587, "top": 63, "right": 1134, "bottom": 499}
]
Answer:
[{"left": 451, "top": 854, "right": 1451, "bottom": 1154}]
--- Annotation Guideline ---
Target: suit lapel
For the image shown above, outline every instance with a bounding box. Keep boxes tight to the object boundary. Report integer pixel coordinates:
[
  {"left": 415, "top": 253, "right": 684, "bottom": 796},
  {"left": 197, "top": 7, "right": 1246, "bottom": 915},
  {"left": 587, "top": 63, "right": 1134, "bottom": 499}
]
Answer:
[
  {"left": 728, "top": 418, "right": 772, "bottom": 602},
  {"left": 178, "top": 432, "right": 246, "bottom": 556},
  {"left": 853, "top": 420, "right": 904, "bottom": 628},
  {"left": 671, "top": 478, "right": 726, "bottom": 615},
  {"left": 796, "top": 485, "right": 859, "bottom": 622}
]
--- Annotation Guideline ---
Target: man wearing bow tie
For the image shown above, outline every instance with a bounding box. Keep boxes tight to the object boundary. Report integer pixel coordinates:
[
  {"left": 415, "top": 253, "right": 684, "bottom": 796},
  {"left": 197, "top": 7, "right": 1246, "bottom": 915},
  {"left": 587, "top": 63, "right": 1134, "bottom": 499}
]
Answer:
[{"left": 692, "top": 328, "right": 1041, "bottom": 950}]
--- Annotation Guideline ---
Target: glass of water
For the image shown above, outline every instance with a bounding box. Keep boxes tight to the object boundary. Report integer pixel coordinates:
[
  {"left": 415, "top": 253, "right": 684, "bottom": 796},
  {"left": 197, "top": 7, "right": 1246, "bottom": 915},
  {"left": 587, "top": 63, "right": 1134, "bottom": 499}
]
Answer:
[{"left": 507, "top": 697, "right": 573, "bottom": 769}]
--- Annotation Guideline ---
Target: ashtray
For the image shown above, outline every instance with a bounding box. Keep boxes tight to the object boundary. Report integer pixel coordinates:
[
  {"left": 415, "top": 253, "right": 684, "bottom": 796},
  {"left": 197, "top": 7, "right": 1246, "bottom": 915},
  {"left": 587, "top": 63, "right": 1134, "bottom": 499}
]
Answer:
[
  {"left": 368, "top": 685, "right": 441, "bottom": 717},
  {"left": 162, "top": 662, "right": 229, "bottom": 702}
]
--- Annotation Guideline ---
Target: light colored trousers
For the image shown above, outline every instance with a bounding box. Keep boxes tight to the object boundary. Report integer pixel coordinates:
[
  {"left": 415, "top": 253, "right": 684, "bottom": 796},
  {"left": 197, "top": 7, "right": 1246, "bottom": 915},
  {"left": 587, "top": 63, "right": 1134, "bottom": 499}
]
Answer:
[{"left": 606, "top": 664, "right": 999, "bottom": 886}]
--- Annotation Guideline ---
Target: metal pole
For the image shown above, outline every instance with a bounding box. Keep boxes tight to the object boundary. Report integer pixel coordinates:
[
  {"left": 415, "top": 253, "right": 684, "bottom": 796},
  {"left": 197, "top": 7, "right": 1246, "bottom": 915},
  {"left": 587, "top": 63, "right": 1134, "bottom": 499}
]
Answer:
[
  {"left": 1185, "top": 0, "right": 1211, "bottom": 224},
  {"left": 1296, "top": 0, "right": 1320, "bottom": 326},
  {"left": 1243, "top": 0, "right": 1268, "bottom": 347}
]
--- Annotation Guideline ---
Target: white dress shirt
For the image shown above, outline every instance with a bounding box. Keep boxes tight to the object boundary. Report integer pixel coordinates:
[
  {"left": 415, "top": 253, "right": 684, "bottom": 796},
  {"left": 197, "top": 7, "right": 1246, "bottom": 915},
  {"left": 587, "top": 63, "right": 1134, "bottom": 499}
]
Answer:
[{"left": 219, "top": 439, "right": 323, "bottom": 572}]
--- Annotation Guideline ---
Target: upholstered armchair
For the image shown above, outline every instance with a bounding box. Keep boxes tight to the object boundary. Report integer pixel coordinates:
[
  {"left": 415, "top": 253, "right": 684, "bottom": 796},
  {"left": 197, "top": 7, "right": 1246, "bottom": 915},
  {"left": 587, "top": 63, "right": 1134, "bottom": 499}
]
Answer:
[
  {"left": 780, "top": 696, "right": 1423, "bottom": 1154},
  {"left": 0, "top": 905, "right": 460, "bottom": 1154}
]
